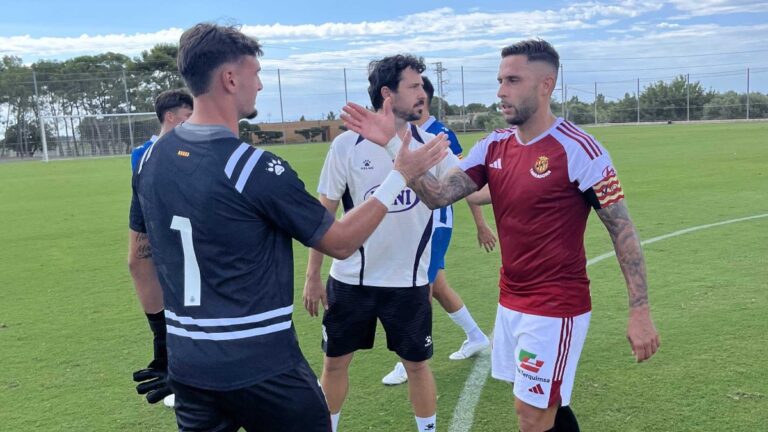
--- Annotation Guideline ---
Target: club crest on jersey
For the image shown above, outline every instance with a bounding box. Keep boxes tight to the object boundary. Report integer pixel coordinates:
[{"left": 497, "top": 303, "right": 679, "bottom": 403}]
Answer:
[
  {"left": 530, "top": 156, "right": 551, "bottom": 179},
  {"left": 267, "top": 158, "right": 285, "bottom": 175},
  {"left": 363, "top": 185, "right": 420, "bottom": 213}
]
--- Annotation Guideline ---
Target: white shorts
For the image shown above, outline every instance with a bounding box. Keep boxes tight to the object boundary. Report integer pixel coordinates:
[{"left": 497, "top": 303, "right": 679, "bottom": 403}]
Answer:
[{"left": 491, "top": 304, "right": 590, "bottom": 409}]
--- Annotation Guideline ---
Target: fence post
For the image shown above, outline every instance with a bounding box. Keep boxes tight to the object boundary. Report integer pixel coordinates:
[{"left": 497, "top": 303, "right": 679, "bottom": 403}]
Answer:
[
  {"left": 686, "top": 73, "right": 690, "bottom": 122},
  {"left": 594, "top": 81, "right": 597, "bottom": 124},
  {"left": 32, "top": 69, "right": 49, "bottom": 162},
  {"left": 636, "top": 78, "right": 640, "bottom": 124},
  {"left": 278, "top": 68, "right": 286, "bottom": 144},
  {"left": 746, "top": 68, "right": 750, "bottom": 120},
  {"left": 122, "top": 68, "right": 134, "bottom": 149}
]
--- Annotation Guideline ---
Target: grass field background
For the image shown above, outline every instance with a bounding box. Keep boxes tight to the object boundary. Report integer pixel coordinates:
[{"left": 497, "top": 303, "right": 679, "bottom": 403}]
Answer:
[{"left": 1, "top": 122, "right": 766, "bottom": 431}]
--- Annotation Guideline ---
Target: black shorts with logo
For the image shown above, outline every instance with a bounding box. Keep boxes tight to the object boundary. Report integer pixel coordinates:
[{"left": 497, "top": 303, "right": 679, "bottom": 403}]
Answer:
[
  {"left": 170, "top": 359, "right": 330, "bottom": 432},
  {"left": 321, "top": 277, "right": 433, "bottom": 362}
]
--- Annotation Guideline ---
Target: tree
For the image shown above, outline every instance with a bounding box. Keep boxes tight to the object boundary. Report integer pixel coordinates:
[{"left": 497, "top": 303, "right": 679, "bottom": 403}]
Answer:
[
  {"left": 239, "top": 121, "right": 260, "bottom": 144},
  {"left": 465, "top": 103, "right": 488, "bottom": 113},
  {"left": 295, "top": 127, "right": 325, "bottom": 142},
  {"left": 326, "top": 111, "right": 336, "bottom": 120}
]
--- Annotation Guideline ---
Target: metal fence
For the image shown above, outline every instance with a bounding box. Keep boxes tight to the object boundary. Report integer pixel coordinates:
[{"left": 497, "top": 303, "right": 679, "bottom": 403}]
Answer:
[{"left": 1, "top": 64, "right": 766, "bottom": 161}]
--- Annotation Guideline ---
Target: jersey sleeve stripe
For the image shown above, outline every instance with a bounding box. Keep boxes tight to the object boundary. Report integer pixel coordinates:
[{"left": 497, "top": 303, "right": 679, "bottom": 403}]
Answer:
[
  {"left": 225, "top": 143, "right": 252, "bottom": 179},
  {"left": 556, "top": 125, "right": 596, "bottom": 159},
  {"left": 563, "top": 121, "right": 602, "bottom": 157},
  {"left": 234, "top": 148, "right": 265, "bottom": 193}
]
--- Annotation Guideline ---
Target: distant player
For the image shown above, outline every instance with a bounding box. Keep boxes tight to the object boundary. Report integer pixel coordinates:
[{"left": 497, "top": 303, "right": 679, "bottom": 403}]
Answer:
[
  {"left": 128, "top": 88, "right": 192, "bottom": 408},
  {"left": 341, "top": 39, "right": 660, "bottom": 432},
  {"left": 130, "top": 89, "right": 193, "bottom": 171},
  {"left": 130, "top": 24, "right": 449, "bottom": 432},
  {"left": 381, "top": 76, "right": 495, "bottom": 386},
  {"left": 303, "top": 54, "right": 452, "bottom": 432}
]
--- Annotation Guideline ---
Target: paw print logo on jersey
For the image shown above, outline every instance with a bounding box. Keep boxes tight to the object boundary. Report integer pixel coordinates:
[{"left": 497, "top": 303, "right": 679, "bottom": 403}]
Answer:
[
  {"left": 360, "top": 159, "right": 374, "bottom": 171},
  {"left": 424, "top": 335, "right": 433, "bottom": 347},
  {"left": 267, "top": 159, "right": 285, "bottom": 175}
]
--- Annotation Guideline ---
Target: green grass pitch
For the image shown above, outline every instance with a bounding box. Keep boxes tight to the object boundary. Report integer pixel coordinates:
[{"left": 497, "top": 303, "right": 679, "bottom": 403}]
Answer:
[{"left": 0, "top": 122, "right": 766, "bottom": 431}]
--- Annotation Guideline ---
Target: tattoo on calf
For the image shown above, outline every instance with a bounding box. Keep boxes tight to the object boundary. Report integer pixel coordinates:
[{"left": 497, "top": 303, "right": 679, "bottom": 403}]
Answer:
[{"left": 596, "top": 201, "right": 649, "bottom": 308}]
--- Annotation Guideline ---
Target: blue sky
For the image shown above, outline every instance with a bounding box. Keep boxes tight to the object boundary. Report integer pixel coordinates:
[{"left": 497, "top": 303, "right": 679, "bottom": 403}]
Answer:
[{"left": 3, "top": 0, "right": 767, "bottom": 121}]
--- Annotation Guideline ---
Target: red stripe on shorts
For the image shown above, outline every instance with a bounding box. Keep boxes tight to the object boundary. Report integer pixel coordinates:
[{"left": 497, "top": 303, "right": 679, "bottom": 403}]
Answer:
[{"left": 549, "top": 318, "right": 573, "bottom": 407}]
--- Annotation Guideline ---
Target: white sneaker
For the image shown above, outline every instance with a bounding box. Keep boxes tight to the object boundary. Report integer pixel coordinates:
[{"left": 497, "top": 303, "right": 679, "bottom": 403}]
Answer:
[
  {"left": 381, "top": 362, "right": 408, "bottom": 385},
  {"left": 163, "top": 394, "right": 175, "bottom": 408},
  {"left": 449, "top": 336, "right": 490, "bottom": 360}
]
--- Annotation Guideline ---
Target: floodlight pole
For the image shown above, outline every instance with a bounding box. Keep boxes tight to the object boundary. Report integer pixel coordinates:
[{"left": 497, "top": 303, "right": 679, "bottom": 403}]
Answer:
[
  {"left": 278, "top": 68, "right": 286, "bottom": 144},
  {"left": 560, "top": 64, "right": 565, "bottom": 118},
  {"left": 343, "top": 68, "right": 348, "bottom": 104},
  {"left": 461, "top": 66, "right": 466, "bottom": 133}
]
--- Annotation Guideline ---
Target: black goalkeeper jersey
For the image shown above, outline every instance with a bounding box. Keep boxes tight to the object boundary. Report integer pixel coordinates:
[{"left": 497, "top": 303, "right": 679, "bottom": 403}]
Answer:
[{"left": 130, "top": 123, "right": 333, "bottom": 390}]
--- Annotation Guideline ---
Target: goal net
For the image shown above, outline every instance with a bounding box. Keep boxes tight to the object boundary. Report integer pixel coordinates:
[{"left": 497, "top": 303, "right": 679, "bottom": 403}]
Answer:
[{"left": 39, "top": 112, "right": 159, "bottom": 161}]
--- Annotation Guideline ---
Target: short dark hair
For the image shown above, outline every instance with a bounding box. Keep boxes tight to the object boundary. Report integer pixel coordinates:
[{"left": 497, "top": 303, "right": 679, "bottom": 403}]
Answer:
[
  {"left": 177, "top": 23, "right": 263, "bottom": 96},
  {"left": 154, "top": 89, "right": 193, "bottom": 123},
  {"left": 501, "top": 39, "right": 560, "bottom": 72},
  {"left": 422, "top": 75, "right": 434, "bottom": 106},
  {"left": 367, "top": 54, "right": 426, "bottom": 110}
]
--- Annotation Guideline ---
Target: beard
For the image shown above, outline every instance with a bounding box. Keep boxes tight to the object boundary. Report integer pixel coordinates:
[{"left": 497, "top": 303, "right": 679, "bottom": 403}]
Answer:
[
  {"left": 393, "top": 105, "right": 422, "bottom": 122},
  {"left": 243, "top": 109, "right": 258, "bottom": 120},
  {"left": 503, "top": 97, "right": 537, "bottom": 126}
]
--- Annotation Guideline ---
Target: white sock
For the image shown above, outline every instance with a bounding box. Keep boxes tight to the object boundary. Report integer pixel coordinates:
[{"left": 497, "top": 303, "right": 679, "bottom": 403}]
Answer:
[
  {"left": 415, "top": 414, "right": 436, "bottom": 431},
  {"left": 448, "top": 306, "right": 484, "bottom": 341},
  {"left": 331, "top": 411, "right": 340, "bottom": 432}
]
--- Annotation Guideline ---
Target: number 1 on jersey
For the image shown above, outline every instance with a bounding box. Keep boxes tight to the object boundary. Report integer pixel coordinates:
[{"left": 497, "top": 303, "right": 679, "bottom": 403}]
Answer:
[{"left": 170, "top": 216, "right": 201, "bottom": 306}]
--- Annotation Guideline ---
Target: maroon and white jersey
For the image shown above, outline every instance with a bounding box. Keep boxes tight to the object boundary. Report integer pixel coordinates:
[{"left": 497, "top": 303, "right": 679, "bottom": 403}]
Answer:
[{"left": 459, "top": 118, "right": 624, "bottom": 317}]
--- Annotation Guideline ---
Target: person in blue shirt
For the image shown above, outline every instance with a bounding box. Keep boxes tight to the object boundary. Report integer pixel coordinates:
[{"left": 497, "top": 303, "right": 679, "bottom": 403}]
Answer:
[
  {"left": 127, "top": 88, "right": 193, "bottom": 408},
  {"left": 381, "top": 76, "right": 497, "bottom": 386},
  {"left": 130, "top": 89, "right": 193, "bottom": 171},
  {"left": 129, "top": 23, "right": 449, "bottom": 432}
]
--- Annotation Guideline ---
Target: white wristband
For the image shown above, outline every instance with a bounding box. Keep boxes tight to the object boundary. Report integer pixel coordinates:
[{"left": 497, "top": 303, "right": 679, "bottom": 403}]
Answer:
[
  {"left": 372, "top": 170, "right": 407, "bottom": 209},
  {"left": 384, "top": 135, "right": 399, "bottom": 159}
]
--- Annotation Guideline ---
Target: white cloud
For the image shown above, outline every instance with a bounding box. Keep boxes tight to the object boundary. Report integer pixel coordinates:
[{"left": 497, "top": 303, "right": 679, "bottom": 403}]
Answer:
[
  {"left": 669, "top": 0, "right": 768, "bottom": 16},
  {"left": 0, "top": 3, "right": 662, "bottom": 60}
]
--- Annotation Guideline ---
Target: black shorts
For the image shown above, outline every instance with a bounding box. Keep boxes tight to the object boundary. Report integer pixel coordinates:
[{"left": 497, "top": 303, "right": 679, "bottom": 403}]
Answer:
[
  {"left": 321, "top": 277, "right": 433, "bottom": 362},
  {"left": 170, "top": 359, "right": 330, "bottom": 432}
]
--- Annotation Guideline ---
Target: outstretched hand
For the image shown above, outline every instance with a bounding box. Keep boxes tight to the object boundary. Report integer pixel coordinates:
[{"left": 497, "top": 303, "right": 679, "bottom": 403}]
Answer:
[
  {"left": 341, "top": 98, "right": 396, "bottom": 145},
  {"left": 393, "top": 130, "right": 450, "bottom": 183}
]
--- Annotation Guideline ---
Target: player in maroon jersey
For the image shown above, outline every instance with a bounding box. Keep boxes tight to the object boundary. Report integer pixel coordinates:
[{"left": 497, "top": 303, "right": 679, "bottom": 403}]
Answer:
[{"left": 340, "top": 39, "right": 660, "bottom": 432}]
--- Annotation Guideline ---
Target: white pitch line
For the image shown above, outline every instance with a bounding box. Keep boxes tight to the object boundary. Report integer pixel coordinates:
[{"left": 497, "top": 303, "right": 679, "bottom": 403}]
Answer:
[{"left": 448, "top": 213, "right": 768, "bottom": 432}]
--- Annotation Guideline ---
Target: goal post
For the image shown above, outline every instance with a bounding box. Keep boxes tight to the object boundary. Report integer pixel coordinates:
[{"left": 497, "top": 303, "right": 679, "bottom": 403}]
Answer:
[{"left": 39, "top": 112, "right": 158, "bottom": 161}]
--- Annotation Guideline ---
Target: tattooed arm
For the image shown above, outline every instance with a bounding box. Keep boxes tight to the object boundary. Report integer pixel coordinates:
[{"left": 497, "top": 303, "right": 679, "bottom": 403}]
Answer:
[
  {"left": 409, "top": 167, "right": 480, "bottom": 210},
  {"left": 596, "top": 201, "right": 660, "bottom": 362},
  {"left": 128, "top": 229, "right": 163, "bottom": 313}
]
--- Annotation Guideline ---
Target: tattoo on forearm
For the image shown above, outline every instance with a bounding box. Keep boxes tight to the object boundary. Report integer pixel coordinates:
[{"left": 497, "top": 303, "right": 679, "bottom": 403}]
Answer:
[
  {"left": 596, "top": 201, "right": 649, "bottom": 308},
  {"left": 135, "top": 233, "right": 153, "bottom": 259},
  {"left": 409, "top": 170, "right": 478, "bottom": 209}
]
